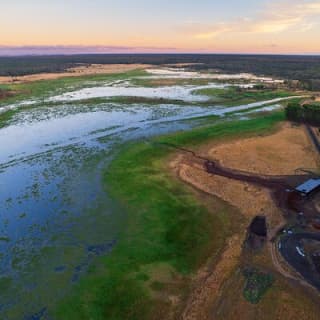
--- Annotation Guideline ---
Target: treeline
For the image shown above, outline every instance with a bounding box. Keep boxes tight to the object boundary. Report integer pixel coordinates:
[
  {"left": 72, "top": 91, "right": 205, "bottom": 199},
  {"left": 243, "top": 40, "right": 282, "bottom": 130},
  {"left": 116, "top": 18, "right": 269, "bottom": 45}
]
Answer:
[
  {"left": 285, "top": 102, "right": 320, "bottom": 126},
  {"left": 0, "top": 56, "right": 76, "bottom": 76},
  {"left": 0, "top": 54, "right": 320, "bottom": 84},
  {"left": 299, "top": 79, "right": 320, "bottom": 91}
]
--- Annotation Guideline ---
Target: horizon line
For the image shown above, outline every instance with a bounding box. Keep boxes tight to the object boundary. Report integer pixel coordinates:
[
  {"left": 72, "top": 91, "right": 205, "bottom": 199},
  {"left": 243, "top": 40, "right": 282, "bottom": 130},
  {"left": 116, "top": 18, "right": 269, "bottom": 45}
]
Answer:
[
  {"left": 0, "top": 45, "right": 319, "bottom": 57},
  {"left": 1, "top": 53, "right": 320, "bottom": 58}
]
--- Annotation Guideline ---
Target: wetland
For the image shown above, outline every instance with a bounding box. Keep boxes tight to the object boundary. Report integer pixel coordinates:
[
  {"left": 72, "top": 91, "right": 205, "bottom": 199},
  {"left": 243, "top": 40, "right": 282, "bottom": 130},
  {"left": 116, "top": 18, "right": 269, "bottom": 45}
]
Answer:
[{"left": 0, "top": 66, "right": 308, "bottom": 319}]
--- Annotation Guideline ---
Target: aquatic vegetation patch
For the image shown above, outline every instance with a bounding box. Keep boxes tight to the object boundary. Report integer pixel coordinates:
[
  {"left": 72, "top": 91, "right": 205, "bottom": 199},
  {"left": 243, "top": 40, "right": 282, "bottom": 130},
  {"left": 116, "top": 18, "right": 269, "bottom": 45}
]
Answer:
[{"left": 0, "top": 109, "right": 17, "bottom": 128}]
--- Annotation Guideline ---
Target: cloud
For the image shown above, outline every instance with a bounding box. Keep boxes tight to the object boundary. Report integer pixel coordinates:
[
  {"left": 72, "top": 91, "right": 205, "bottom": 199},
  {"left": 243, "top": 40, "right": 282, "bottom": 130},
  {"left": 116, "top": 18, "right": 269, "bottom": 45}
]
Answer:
[
  {"left": 252, "top": 0, "right": 320, "bottom": 33},
  {"left": 182, "top": 0, "right": 320, "bottom": 39},
  {"left": 0, "top": 45, "right": 180, "bottom": 56},
  {"left": 181, "top": 23, "right": 232, "bottom": 39}
]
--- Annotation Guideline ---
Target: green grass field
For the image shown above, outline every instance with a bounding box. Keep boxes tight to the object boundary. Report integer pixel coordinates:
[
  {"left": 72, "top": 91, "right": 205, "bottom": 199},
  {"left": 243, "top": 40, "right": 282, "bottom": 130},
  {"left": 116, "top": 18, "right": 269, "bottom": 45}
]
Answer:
[{"left": 55, "top": 112, "right": 285, "bottom": 320}]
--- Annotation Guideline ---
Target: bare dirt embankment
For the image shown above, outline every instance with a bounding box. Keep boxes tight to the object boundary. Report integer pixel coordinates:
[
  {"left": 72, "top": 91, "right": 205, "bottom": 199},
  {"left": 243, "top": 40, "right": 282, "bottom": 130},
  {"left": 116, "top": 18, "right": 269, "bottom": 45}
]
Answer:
[
  {"left": 170, "top": 123, "right": 320, "bottom": 320},
  {"left": 0, "top": 64, "right": 150, "bottom": 84}
]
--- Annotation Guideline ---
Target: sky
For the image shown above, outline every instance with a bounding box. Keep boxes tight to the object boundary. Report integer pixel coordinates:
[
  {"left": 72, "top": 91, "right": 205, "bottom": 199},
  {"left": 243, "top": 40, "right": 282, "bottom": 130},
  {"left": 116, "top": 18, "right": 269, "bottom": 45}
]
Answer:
[{"left": 0, "top": 0, "right": 319, "bottom": 55}]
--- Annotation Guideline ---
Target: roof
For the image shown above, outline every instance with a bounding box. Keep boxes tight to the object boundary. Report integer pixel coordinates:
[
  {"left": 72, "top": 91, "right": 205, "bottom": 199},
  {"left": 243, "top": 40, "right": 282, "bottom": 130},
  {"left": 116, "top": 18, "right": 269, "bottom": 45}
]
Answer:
[{"left": 296, "top": 178, "right": 320, "bottom": 194}]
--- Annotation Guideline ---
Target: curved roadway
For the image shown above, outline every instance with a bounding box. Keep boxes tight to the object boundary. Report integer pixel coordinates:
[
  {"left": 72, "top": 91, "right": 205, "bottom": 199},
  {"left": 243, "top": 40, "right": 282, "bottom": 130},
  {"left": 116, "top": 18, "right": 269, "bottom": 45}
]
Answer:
[{"left": 279, "top": 233, "right": 320, "bottom": 290}]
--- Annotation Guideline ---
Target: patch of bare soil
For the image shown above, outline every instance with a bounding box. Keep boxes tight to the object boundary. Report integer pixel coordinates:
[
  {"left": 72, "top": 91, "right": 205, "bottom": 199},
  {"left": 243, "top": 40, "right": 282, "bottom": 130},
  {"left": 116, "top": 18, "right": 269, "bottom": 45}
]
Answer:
[
  {"left": 0, "top": 64, "right": 151, "bottom": 84},
  {"left": 170, "top": 123, "right": 320, "bottom": 320}
]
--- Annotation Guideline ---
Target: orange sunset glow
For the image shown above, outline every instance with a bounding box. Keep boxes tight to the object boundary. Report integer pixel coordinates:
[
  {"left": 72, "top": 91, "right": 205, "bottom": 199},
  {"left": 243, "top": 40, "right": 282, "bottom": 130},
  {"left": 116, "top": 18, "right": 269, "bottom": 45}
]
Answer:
[{"left": 1, "top": 0, "right": 319, "bottom": 55}]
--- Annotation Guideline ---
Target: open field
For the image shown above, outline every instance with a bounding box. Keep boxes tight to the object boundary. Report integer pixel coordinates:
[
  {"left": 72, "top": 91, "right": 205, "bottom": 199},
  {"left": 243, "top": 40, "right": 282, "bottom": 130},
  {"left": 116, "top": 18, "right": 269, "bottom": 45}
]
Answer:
[
  {"left": 171, "top": 121, "right": 320, "bottom": 320},
  {"left": 207, "top": 123, "right": 319, "bottom": 175}
]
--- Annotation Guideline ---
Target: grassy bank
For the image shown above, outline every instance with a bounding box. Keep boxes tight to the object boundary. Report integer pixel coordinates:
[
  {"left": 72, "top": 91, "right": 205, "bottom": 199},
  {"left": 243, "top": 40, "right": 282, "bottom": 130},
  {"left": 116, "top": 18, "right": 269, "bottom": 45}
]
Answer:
[
  {"left": 158, "top": 111, "right": 284, "bottom": 147},
  {"left": 56, "top": 112, "right": 284, "bottom": 320}
]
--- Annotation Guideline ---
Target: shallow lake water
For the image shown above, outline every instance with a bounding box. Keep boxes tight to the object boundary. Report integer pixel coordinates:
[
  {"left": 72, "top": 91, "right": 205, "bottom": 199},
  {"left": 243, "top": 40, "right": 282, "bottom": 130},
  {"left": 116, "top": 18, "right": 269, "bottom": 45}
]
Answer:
[
  {"left": 48, "top": 82, "right": 231, "bottom": 103},
  {"left": 0, "top": 69, "right": 288, "bottom": 319}
]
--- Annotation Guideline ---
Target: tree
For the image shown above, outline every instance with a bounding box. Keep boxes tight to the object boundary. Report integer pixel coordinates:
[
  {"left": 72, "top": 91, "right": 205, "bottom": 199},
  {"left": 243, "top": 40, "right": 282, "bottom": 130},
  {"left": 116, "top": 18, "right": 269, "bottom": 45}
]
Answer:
[{"left": 285, "top": 102, "right": 302, "bottom": 122}]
